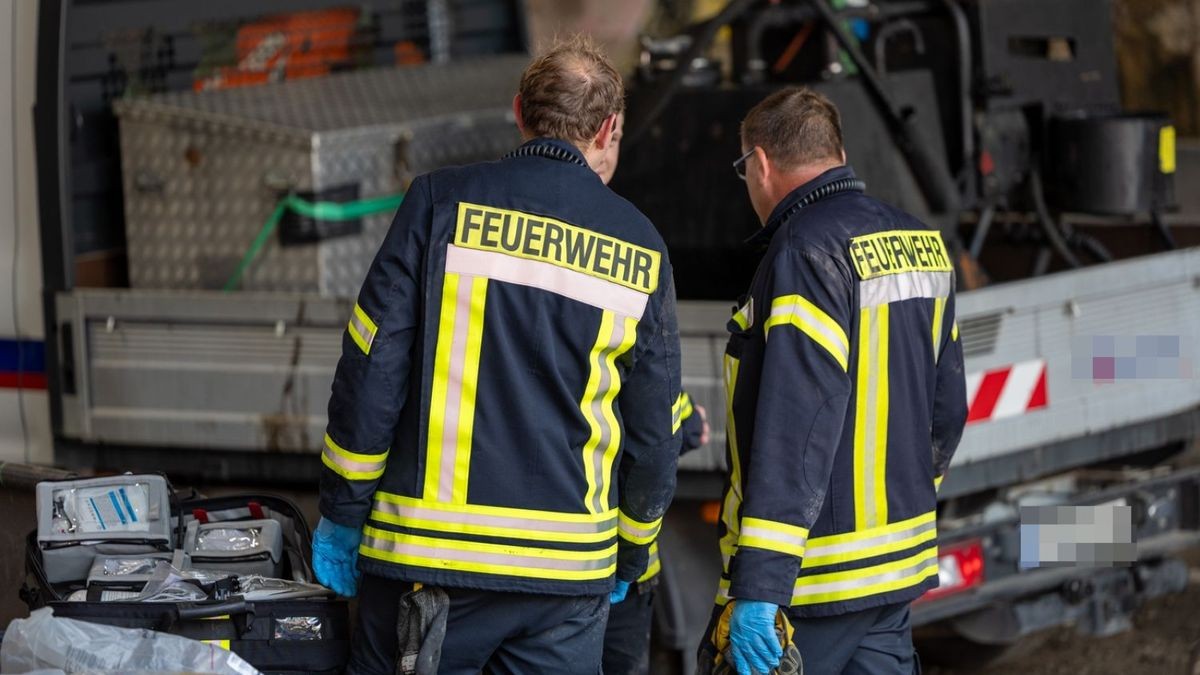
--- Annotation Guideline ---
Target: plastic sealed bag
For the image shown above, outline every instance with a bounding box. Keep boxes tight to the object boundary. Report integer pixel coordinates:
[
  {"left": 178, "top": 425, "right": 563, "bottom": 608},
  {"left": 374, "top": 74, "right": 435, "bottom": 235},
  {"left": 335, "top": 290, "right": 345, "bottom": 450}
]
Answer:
[
  {"left": 0, "top": 607, "right": 261, "bottom": 674},
  {"left": 49, "top": 483, "right": 152, "bottom": 536},
  {"left": 196, "top": 528, "right": 262, "bottom": 553}
]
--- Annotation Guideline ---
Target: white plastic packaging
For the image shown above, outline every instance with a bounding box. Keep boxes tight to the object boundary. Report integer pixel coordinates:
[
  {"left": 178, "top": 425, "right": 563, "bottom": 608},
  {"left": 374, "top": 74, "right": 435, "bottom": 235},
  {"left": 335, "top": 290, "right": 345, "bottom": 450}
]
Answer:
[{"left": 0, "top": 608, "right": 261, "bottom": 675}]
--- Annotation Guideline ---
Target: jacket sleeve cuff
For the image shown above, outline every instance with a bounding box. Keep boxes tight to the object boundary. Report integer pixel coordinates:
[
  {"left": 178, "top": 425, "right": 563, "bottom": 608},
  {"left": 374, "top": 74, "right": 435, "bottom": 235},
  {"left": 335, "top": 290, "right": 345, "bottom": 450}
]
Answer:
[
  {"left": 318, "top": 472, "right": 372, "bottom": 529},
  {"left": 728, "top": 547, "right": 801, "bottom": 607},
  {"left": 616, "top": 540, "right": 650, "bottom": 582}
]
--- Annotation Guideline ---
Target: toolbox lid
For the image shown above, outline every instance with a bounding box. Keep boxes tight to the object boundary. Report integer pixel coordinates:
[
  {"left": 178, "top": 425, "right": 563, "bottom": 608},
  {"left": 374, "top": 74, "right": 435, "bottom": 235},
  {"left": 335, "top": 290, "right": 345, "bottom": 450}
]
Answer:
[{"left": 113, "top": 56, "right": 528, "bottom": 138}]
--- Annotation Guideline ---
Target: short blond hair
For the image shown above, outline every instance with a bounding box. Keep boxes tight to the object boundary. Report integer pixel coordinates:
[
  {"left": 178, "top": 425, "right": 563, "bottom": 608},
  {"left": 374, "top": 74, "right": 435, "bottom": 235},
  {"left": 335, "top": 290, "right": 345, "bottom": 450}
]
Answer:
[{"left": 519, "top": 35, "right": 625, "bottom": 146}]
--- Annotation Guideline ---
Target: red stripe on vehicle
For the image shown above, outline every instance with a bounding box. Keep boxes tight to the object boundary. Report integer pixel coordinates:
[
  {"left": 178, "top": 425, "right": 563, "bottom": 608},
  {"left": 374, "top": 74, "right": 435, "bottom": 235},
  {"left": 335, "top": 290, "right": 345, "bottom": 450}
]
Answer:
[
  {"left": 0, "top": 372, "right": 48, "bottom": 390},
  {"left": 966, "top": 369, "right": 1009, "bottom": 423},
  {"left": 1026, "top": 365, "right": 1048, "bottom": 410}
]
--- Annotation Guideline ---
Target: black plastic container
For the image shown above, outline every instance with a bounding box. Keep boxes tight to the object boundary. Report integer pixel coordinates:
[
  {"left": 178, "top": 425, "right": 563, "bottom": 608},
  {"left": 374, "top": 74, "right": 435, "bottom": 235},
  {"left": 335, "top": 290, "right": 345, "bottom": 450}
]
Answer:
[{"left": 1047, "top": 111, "right": 1176, "bottom": 215}]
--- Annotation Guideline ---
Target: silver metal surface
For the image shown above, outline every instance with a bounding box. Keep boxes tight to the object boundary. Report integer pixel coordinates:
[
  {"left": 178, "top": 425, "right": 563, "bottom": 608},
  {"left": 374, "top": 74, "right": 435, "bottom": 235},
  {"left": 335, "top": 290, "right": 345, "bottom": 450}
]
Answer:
[
  {"left": 55, "top": 249, "right": 1200, "bottom": 485},
  {"left": 115, "top": 57, "right": 526, "bottom": 295}
]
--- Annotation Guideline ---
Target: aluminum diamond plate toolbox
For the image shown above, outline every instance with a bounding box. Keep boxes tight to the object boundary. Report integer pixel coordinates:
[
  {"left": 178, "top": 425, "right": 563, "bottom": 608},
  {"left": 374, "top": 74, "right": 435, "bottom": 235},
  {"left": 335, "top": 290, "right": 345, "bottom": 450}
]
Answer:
[{"left": 115, "top": 56, "right": 527, "bottom": 296}]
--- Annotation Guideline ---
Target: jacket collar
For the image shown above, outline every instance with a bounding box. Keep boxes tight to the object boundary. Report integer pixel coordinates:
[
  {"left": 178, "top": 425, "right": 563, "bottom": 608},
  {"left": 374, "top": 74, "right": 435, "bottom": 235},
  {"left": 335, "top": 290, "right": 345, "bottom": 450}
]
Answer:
[
  {"left": 746, "top": 165, "right": 864, "bottom": 248},
  {"left": 504, "top": 137, "right": 590, "bottom": 169}
]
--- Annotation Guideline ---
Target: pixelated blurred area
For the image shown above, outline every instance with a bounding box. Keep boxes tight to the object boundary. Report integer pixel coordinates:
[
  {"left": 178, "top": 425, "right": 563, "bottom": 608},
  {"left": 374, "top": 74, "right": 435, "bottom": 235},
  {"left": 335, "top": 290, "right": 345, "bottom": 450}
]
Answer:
[{"left": 1074, "top": 335, "right": 1195, "bottom": 383}]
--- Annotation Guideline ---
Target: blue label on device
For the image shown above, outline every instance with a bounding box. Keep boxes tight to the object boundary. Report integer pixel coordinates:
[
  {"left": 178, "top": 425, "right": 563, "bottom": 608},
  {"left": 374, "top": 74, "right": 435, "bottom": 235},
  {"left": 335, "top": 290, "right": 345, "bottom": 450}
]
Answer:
[{"left": 119, "top": 487, "right": 138, "bottom": 523}]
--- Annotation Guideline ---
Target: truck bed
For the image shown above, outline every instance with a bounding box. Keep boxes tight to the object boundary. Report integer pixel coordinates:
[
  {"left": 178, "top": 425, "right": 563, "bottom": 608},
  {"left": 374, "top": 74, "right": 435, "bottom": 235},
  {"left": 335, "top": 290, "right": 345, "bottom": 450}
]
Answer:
[{"left": 54, "top": 248, "right": 1200, "bottom": 492}]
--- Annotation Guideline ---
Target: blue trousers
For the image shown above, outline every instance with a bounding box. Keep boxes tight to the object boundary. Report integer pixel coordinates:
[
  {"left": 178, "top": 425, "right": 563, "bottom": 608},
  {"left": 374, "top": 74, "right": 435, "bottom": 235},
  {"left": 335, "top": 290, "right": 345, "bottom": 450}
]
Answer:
[{"left": 348, "top": 574, "right": 609, "bottom": 675}]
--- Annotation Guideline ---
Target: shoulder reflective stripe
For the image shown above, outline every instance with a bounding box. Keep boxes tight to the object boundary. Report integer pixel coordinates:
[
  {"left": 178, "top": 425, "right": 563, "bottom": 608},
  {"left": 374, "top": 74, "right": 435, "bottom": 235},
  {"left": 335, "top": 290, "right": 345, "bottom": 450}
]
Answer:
[
  {"left": 371, "top": 496, "right": 616, "bottom": 544},
  {"left": 931, "top": 297, "right": 947, "bottom": 361},
  {"left": 739, "top": 518, "right": 809, "bottom": 557},
  {"left": 444, "top": 245, "right": 649, "bottom": 319},
  {"left": 455, "top": 202, "right": 661, "bottom": 293},
  {"left": 348, "top": 303, "right": 378, "bottom": 355},
  {"left": 618, "top": 511, "right": 663, "bottom": 544},
  {"left": 934, "top": 475, "right": 944, "bottom": 492},
  {"left": 719, "top": 354, "right": 744, "bottom": 572},
  {"left": 321, "top": 434, "right": 388, "bottom": 480},
  {"left": 637, "top": 541, "right": 661, "bottom": 583},
  {"left": 848, "top": 230, "right": 952, "bottom": 280},
  {"left": 360, "top": 526, "right": 616, "bottom": 581},
  {"left": 791, "top": 546, "right": 938, "bottom": 605},
  {"left": 764, "top": 295, "right": 849, "bottom": 371},
  {"left": 424, "top": 273, "right": 489, "bottom": 503},
  {"left": 854, "top": 304, "right": 890, "bottom": 530},
  {"left": 859, "top": 271, "right": 951, "bottom": 309},
  {"left": 802, "top": 512, "right": 937, "bottom": 567},
  {"left": 732, "top": 299, "right": 753, "bottom": 330},
  {"left": 582, "top": 311, "right": 639, "bottom": 514}
]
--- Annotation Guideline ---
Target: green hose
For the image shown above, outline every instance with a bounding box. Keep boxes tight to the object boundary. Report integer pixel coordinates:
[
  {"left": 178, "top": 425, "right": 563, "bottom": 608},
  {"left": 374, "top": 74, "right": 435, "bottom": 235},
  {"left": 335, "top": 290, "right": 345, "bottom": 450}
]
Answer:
[{"left": 222, "top": 192, "right": 406, "bottom": 292}]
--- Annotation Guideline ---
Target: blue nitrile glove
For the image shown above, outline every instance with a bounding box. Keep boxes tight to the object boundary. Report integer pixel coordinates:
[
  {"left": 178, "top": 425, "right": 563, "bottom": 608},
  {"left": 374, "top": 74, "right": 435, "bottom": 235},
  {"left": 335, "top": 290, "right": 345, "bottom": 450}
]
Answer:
[
  {"left": 610, "top": 578, "right": 631, "bottom": 603},
  {"left": 312, "top": 517, "right": 363, "bottom": 597},
  {"left": 729, "top": 600, "right": 783, "bottom": 675}
]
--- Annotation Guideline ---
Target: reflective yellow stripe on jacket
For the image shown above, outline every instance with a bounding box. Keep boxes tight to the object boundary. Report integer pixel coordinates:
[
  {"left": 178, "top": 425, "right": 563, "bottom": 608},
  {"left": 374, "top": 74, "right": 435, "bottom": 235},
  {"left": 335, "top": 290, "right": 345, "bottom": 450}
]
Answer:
[
  {"left": 582, "top": 311, "right": 640, "bottom": 514},
  {"left": 371, "top": 492, "right": 617, "bottom": 544},
  {"left": 360, "top": 526, "right": 617, "bottom": 581},
  {"left": 618, "top": 510, "right": 663, "bottom": 545},
  {"left": 715, "top": 509, "right": 938, "bottom": 607},
  {"left": 672, "top": 392, "right": 693, "bottom": 433},
  {"left": 321, "top": 434, "right": 388, "bottom": 481},
  {"left": 764, "top": 295, "right": 849, "bottom": 371},
  {"left": 637, "top": 541, "right": 662, "bottom": 583}
]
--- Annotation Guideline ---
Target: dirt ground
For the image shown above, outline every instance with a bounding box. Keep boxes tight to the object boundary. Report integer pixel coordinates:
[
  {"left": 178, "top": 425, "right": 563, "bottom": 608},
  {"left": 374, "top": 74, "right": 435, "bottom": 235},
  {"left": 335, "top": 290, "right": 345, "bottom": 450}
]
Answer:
[{"left": 925, "top": 547, "right": 1200, "bottom": 675}]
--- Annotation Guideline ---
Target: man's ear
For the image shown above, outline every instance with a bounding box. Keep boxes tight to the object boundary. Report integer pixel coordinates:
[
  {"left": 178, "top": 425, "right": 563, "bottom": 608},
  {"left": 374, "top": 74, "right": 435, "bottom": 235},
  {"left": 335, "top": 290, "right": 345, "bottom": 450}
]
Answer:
[
  {"left": 753, "top": 145, "right": 771, "bottom": 185},
  {"left": 512, "top": 93, "right": 525, "bottom": 134},
  {"left": 592, "top": 113, "right": 617, "bottom": 150}
]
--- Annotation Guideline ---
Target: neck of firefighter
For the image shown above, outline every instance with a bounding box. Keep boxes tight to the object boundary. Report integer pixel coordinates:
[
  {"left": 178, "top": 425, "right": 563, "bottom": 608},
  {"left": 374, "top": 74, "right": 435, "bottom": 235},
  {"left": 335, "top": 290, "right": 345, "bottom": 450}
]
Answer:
[
  {"left": 513, "top": 95, "right": 618, "bottom": 177},
  {"left": 749, "top": 146, "right": 846, "bottom": 225}
]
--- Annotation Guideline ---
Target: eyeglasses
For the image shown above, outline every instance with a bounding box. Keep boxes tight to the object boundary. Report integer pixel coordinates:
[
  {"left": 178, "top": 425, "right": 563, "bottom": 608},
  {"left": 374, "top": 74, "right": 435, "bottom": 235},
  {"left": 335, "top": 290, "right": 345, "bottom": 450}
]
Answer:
[{"left": 732, "top": 148, "right": 755, "bottom": 181}]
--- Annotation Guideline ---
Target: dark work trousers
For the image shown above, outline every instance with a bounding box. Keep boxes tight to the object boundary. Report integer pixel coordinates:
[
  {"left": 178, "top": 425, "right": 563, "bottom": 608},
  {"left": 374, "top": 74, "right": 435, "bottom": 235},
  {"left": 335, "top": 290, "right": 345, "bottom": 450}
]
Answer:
[
  {"left": 784, "top": 601, "right": 920, "bottom": 674},
  {"left": 698, "top": 601, "right": 920, "bottom": 675},
  {"left": 348, "top": 574, "right": 609, "bottom": 675},
  {"left": 601, "top": 582, "right": 656, "bottom": 675}
]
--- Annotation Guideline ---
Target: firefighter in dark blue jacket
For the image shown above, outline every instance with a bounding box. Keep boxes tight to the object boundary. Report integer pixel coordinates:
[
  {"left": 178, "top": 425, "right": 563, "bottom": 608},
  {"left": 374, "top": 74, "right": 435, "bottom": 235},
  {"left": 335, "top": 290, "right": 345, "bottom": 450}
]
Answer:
[
  {"left": 312, "top": 37, "right": 682, "bottom": 675},
  {"left": 698, "top": 88, "right": 968, "bottom": 674}
]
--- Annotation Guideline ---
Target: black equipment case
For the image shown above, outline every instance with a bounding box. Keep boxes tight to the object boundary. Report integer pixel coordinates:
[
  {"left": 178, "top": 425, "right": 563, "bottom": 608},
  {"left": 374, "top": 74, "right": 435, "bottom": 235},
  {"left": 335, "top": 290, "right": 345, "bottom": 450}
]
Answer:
[{"left": 21, "top": 490, "right": 351, "bottom": 675}]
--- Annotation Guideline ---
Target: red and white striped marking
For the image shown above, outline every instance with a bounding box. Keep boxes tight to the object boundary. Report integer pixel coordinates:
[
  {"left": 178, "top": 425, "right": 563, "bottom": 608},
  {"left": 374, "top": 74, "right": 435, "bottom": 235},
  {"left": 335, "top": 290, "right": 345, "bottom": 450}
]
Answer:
[{"left": 965, "top": 359, "right": 1048, "bottom": 424}]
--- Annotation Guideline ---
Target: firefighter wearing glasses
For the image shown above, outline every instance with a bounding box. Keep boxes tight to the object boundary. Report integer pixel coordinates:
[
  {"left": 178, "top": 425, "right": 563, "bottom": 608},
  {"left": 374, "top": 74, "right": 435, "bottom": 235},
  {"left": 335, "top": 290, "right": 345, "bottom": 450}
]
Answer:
[{"left": 699, "top": 87, "right": 968, "bottom": 675}]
